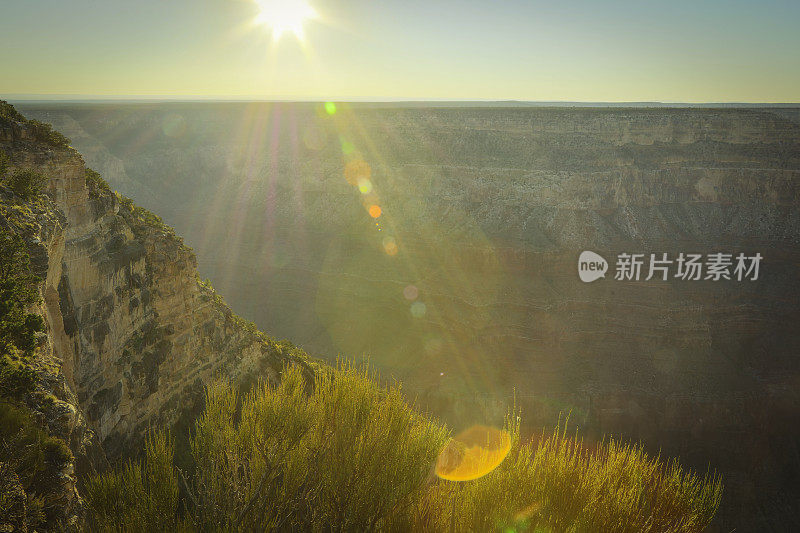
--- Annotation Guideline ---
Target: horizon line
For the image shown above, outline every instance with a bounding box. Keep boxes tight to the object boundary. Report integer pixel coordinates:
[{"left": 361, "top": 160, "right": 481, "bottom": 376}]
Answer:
[{"left": 5, "top": 95, "right": 799, "bottom": 107}]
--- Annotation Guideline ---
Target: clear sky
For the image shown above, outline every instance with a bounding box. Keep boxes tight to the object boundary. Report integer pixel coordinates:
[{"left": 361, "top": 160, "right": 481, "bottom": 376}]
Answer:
[{"left": 2, "top": 0, "right": 799, "bottom": 102}]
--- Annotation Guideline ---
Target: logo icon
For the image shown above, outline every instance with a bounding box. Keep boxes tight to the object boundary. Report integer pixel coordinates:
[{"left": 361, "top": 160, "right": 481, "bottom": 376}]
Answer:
[{"left": 578, "top": 251, "right": 608, "bottom": 282}]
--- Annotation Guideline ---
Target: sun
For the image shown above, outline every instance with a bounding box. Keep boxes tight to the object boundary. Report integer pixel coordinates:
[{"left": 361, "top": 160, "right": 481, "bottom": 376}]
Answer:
[{"left": 254, "top": 0, "right": 316, "bottom": 41}]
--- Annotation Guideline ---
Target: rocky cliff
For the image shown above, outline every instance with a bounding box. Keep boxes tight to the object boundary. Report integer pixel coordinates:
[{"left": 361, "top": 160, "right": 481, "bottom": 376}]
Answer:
[{"left": 0, "top": 106, "right": 306, "bottom": 529}]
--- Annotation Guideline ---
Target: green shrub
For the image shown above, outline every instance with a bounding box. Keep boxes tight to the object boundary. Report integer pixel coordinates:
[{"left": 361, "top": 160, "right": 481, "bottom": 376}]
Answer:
[
  {"left": 0, "top": 229, "right": 43, "bottom": 399},
  {"left": 0, "top": 402, "right": 45, "bottom": 484},
  {"left": 0, "top": 229, "right": 40, "bottom": 308},
  {"left": 24, "top": 494, "right": 46, "bottom": 530},
  {"left": 0, "top": 357, "right": 38, "bottom": 399},
  {"left": 0, "top": 402, "right": 72, "bottom": 502},
  {"left": 26, "top": 120, "right": 70, "bottom": 148},
  {"left": 43, "top": 438, "right": 72, "bottom": 467},
  {"left": 416, "top": 417, "right": 722, "bottom": 533},
  {"left": 305, "top": 361, "right": 447, "bottom": 530},
  {"left": 0, "top": 101, "right": 26, "bottom": 123},
  {"left": 115, "top": 192, "right": 191, "bottom": 252},
  {"left": 3, "top": 169, "right": 48, "bottom": 200},
  {"left": 84, "top": 432, "right": 185, "bottom": 533},
  {"left": 0, "top": 102, "right": 67, "bottom": 147},
  {"left": 85, "top": 168, "right": 111, "bottom": 197},
  {"left": 84, "top": 365, "right": 722, "bottom": 532},
  {"left": 0, "top": 462, "right": 28, "bottom": 532},
  {"left": 186, "top": 361, "right": 447, "bottom": 531}
]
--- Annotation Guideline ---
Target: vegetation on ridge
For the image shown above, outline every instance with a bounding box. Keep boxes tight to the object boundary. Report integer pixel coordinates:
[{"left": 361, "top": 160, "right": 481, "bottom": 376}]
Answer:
[
  {"left": 116, "top": 192, "right": 192, "bottom": 253},
  {"left": 2, "top": 168, "right": 49, "bottom": 201},
  {"left": 0, "top": 115, "right": 73, "bottom": 530},
  {"left": 0, "top": 228, "right": 44, "bottom": 398},
  {"left": 85, "top": 362, "right": 723, "bottom": 532},
  {"left": 0, "top": 100, "right": 70, "bottom": 148},
  {"left": 86, "top": 167, "right": 111, "bottom": 197},
  {"left": 0, "top": 149, "right": 49, "bottom": 201},
  {"left": 0, "top": 225, "right": 72, "bottom": 532}
]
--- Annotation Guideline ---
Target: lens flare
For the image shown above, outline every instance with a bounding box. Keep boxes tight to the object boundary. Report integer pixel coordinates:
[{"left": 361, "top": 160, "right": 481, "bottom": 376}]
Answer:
[
  {"left": 358, "top": 179, "right": 373, "bottom": 194},
  {"left": 403, "top": 284, "right": 418, "bottom": 300},
  {"left": 368, "top": 205, "right": 382, "bottom": 218},
  {"left": 435, "top": 425, "right": 511, "bottom": 481},
  {"left": 162, "top": 114, "right": 186, "bottom": 138},
  {"left": 382, "top": 236, "right": 398, "bottom": 256},
  {"left": 344, "top": 159, "right": 371, "bottom": 186},
  {"left": 324, "top": 101, "right": 337, "bottom": 115},
  {"left": 340, "top": 137, "right": 355, "bottom": 155}
]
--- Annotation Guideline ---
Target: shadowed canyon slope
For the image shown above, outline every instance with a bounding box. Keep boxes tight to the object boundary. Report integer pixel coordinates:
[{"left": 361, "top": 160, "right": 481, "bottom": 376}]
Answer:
[{"left": 19, "top": 102, "right": 800, "bottom": 530}]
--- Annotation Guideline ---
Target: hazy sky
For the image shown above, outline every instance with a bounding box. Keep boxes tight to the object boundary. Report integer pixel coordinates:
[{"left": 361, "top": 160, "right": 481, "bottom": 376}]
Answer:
[{"left": 2, "top": 0, "right": 799, "bottom": 102}]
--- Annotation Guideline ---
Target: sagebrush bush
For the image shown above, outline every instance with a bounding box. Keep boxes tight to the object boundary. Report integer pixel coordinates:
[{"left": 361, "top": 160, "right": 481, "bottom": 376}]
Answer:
[
  {"left": 417, "top": 416, "right": 722, "bottom": 532},
  {"left": 0, "top": 401, "right": 73, "bottom": 521},
  {"left": 84, "top": 432, "right": 188, "bottom": 533},
  {"left": 187, "top": 362, "right": 448, "bottom": 531},
  {"left": 84, "top": 364, "right": 722, "bottom": 532}
]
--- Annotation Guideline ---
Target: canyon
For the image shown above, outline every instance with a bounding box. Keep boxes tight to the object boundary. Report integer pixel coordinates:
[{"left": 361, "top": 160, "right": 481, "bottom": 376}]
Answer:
[{"left": 8, "top": 102, "right": 800, "bottom": 530}]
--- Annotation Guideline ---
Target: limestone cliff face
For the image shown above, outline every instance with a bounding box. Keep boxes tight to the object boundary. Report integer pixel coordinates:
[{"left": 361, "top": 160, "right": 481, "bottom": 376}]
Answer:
[{"left": 0, "top": 112, "right": 305, "bottom": 526}]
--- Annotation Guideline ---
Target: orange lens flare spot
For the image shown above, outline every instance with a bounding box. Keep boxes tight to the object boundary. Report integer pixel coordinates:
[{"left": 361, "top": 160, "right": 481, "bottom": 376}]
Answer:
[
  {"left": 435, "top": 425, "right": 511, "bottom": 481},
  {"left": 382, "top": 236, "right": 398, "bottom": 256},
  {"left": 344, "top": 159, "right": 371, "bottom": 186},
  {"left": 368, "top": 205, "right": 382, "bottom": 218}
]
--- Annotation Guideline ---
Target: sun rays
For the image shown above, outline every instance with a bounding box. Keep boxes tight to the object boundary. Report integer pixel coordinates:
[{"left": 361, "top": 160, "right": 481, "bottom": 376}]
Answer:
[{"left": 253, "top": 0, "right": 316, "bottom": 41}]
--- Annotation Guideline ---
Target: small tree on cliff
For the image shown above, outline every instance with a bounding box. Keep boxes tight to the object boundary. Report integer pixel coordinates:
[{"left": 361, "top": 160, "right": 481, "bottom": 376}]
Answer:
[{"left": 2, "top": 169, "right": 48, "bottom": 201}]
